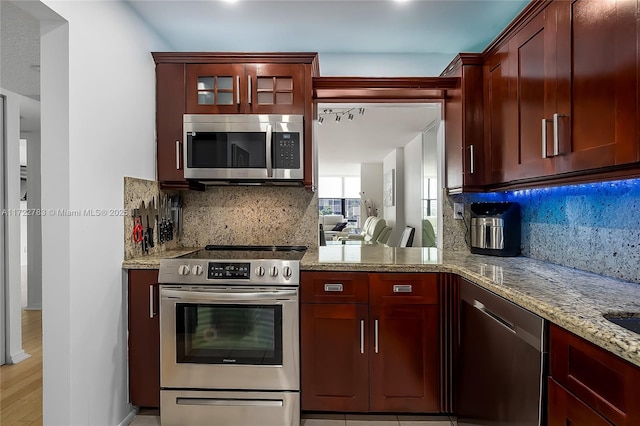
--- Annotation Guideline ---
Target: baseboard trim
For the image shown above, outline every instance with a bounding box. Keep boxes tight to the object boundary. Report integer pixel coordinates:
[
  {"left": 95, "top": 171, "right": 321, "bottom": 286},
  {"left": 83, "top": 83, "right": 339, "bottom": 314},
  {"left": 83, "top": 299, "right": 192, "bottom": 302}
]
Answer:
[
  {"left": 8, "top": 350, "right": 32, "bottom": 364},
  {"left": 117, "top": 408, "right": 137, "bottom": 426}
]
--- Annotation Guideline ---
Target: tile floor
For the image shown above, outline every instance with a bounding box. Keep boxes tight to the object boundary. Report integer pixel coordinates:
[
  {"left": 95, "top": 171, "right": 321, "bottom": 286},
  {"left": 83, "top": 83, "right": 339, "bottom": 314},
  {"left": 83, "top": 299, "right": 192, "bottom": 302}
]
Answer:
[{"left": 129, "top": 413, "right": 456, "bottom": 426}]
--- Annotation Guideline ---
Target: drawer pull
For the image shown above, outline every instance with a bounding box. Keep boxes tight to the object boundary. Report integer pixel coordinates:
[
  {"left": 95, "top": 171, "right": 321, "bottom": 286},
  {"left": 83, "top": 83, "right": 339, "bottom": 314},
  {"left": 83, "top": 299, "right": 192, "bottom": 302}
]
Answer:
[
  {"left": 393, "top": 284, "right": 413, "bottom": 293},
  {"left": 324, "top": 283, "right": 344, "bottom": 292}
]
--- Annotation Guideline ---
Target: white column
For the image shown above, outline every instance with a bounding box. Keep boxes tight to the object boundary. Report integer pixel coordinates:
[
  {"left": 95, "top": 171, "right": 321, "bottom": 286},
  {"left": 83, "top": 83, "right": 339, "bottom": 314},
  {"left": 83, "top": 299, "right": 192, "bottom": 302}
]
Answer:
[{"left": 26, "top": 130, "right": 42, "bottom": 310}]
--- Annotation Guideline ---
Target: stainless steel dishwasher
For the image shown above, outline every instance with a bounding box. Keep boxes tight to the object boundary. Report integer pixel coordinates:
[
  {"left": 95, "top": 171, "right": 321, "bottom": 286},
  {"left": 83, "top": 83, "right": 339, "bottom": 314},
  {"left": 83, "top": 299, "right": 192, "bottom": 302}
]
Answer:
[{"left": 457, "top": 278, "right": 547, "bottom": 426}]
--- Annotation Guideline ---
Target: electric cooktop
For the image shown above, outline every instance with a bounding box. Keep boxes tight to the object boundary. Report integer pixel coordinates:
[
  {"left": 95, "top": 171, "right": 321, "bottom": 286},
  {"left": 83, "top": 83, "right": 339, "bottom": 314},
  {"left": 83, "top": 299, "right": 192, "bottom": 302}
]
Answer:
[{"left": 180, "top": 245, "right": 307, "bottom": 261}]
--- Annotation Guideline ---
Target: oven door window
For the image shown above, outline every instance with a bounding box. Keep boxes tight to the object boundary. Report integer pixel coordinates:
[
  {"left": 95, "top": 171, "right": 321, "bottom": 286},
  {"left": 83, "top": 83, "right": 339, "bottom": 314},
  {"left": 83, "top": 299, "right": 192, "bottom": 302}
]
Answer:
[
  {"left": 175, "top": 303, "right": 282, "bottom": 365},
  {"left": 187, "top": 132, "right": 267, "bottom": 169}
]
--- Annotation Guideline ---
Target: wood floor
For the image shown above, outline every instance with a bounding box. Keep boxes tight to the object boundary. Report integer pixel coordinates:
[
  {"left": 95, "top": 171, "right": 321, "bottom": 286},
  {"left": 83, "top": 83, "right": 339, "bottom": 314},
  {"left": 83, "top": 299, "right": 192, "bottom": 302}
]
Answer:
[{"left": 0, "top": 310, "right": 43, "bottom": 426}]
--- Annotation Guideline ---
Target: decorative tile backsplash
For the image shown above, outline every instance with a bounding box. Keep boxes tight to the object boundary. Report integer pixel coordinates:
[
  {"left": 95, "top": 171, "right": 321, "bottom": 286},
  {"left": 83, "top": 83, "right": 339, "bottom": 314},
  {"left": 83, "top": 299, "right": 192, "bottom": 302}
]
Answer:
[{"left": 446, "top": 178, "right": 640, "bottom": 284}]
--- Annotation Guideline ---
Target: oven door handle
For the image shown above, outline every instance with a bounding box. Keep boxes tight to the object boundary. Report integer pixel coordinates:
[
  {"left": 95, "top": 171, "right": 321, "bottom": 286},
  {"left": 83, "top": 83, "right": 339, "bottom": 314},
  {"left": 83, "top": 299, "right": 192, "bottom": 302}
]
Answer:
[{"left": 161, "top": 289, "right": 297, "bottom": 302}]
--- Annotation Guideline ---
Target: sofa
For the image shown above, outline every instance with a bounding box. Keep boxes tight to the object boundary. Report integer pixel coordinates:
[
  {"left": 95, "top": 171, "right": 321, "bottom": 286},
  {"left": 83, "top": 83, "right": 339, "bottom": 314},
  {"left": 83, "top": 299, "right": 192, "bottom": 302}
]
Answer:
[
  {"left": 338, "top": 216, "right": 387, "bottom": 243},
  {"left": 319, "top": 214, "right": 348, "bottom": 239}
]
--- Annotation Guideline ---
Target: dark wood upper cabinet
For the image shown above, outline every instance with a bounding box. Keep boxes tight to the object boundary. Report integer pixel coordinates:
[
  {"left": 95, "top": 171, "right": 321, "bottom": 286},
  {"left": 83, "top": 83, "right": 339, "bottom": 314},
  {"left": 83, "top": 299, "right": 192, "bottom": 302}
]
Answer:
[
  {"left": 556, "top": 0, "right": 639, "bottom": 173},
  {"left": 186, "top": 63, "right": 306, "bottom": 115},
  {"left": 483, "top": 43, "right": 511, "bottom": 185},
  {"left": 448, "top": 0, "right": 640, "bottom": 190},
  {"left": 185, "top": 63, "right": 244, "bottom": 114},
  {"left": 506, "top": 3, "right": 562, "bottom": 181},
  {"left": 153, "top": 53, "right": 318, "bottom": 189},
  {"left": 156, "top": 63, "right": 189, "bottom": 187},
  {"left": 442, "top": 54, "right": 486, "bottom": 193}
]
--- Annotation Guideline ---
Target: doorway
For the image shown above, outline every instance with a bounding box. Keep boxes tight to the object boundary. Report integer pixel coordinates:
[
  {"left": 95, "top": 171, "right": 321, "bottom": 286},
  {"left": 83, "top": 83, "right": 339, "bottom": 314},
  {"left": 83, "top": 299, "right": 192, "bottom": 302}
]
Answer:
[
  {"left": 316, "top": 102, "right": 443, "bottom": 247},
  {"left": 0, "top": 0, "right": 43, "bottom": 367}
]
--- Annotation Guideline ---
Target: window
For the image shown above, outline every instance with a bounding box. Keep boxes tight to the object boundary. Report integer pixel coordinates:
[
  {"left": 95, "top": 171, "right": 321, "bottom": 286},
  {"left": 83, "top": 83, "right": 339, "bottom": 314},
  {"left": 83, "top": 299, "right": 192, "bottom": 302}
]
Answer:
[
  {"left": 423, "top": 177, "right": 438, "bottom": 218},
  {"left": 318, "top": 176, "right": 362, "bottom": 226}
]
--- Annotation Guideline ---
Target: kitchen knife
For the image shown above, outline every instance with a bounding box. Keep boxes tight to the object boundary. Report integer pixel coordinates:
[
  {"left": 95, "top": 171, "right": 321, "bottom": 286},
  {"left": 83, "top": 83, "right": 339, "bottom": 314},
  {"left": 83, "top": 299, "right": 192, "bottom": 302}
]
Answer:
[
  {"left": 141, "top": 201, "right": 149, "bottom": 254},
  {"left": 146, "top": 201, "right": 155, "bottom": 249}
]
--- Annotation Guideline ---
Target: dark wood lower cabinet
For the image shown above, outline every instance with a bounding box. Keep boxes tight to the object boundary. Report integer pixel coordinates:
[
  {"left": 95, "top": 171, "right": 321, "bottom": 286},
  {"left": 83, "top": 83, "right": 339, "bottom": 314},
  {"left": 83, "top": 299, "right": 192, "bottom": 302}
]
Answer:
[
  {"left": 300, "top": 272, "right": 441, "bottom": 413},
  {"left": 549, "top": 324, "right": 640, "bottom": 425},
  {"left": 369, "top": 304, "right": 439, "bottom": 412},
  {"left": 128, "top": 269, "right": 160, "bottom": 408},
  {"left": 300, "top": 303, "right": 369, "bottom": 412},
  {"left": 548, "top": 378, "right": 612, "bottom": 426}
]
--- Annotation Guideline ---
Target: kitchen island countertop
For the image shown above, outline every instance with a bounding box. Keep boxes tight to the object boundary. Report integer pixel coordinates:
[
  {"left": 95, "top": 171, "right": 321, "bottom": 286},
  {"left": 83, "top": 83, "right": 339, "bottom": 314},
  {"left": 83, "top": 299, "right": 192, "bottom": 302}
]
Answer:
[{"left": 302, "top": 246, "right": 640, "bottom": 368}]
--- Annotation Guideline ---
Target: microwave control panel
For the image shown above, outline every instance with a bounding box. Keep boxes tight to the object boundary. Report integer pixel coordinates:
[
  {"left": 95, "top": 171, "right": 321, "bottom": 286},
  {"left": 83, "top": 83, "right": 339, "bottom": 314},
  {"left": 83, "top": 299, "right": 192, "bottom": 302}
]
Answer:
[{"left": 273, "top": 132, "right": 301, "bottom": 169}]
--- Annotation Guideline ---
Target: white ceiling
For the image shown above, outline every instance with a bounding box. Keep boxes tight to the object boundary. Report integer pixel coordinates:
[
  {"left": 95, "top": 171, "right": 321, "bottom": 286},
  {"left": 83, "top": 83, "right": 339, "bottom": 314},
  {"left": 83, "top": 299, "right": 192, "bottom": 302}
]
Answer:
[
  {"left": 2, "top": 0, "right": 529, "bottom": 175},
  {"left": 317, "top": 103, "right": 440, "bottom": 175},
  {"left": 125, "top": 0, "right": 528, "bottom": 55}
]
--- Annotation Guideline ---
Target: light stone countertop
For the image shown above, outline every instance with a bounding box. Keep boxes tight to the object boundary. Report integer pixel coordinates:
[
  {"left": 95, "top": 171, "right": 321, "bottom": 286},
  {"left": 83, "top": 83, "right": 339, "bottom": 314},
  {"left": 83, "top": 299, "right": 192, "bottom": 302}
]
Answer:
[
  {"left": 122, "top": 248, "right": 200, "bottom": 270},
  {"left": 302, "top": 246, "right": 640, "bottom": 368}
]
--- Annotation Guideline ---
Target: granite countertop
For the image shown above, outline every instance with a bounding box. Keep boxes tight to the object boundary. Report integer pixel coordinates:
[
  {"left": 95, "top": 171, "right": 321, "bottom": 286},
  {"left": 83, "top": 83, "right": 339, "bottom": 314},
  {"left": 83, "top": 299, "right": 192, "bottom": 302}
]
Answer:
[
  {"left": 302, "top": 246, "right": 640, "bottom": 368},
  {"left": 122, "top": 248, "right": 200, "bottom": 269}
]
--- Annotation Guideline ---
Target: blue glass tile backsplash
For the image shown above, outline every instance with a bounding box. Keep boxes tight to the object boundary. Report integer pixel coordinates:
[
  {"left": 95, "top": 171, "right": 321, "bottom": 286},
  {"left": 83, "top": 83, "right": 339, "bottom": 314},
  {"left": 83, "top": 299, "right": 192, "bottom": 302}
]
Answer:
[{"left": 449, "top": 178, "right": 640, "bottom": 284}]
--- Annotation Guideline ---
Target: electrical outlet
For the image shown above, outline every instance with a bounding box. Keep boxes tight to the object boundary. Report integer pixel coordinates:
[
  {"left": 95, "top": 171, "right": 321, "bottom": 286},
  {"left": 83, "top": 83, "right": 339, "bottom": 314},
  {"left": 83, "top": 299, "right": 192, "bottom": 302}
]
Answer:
[{"left": 454, "top": 203, "right": 464, "bottom": 220}]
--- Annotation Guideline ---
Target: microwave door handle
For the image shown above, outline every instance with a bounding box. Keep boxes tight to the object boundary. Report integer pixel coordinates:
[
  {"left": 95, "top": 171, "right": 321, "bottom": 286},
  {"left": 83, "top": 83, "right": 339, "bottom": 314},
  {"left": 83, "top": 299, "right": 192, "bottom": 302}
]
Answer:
[{"left": 266, "top": 124, "right": 273, "bottom": 177}]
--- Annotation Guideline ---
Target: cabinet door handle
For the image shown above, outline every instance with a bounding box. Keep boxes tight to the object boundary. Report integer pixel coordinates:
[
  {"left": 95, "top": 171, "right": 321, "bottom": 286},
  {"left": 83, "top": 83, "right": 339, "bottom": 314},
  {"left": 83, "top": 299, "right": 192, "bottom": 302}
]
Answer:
[
  {"left": 247, "top": 75, "right": 252, "bottom": 105},
  {"left": 149, "top": 285, "right": 155, "bottom": 319},
  {"left": 374, "top": 319, "right": 379, "bottom": 354},
  {"left": 175, "top": 141, "right": 181, "bottom": 170},
  {"left": 469, "top": 144, "right": 475, "bottom": 174},
  {"left": 360, "top": 320, "right": 365, "bottom": 354},
  {"left": 541, "top": 119, "right": 552, "bottom": 158},
  {"left": 324, "top": 283, "right": 344, "bottom": 292},
  {"left": 553, "top": 113, "right": 565, "bottom": 157},
  {"left": 236, "top": 75, "right": 240, "bottom": 105},
  {"left": 393, "top": 284, "right": 413, "bottom": 293}
]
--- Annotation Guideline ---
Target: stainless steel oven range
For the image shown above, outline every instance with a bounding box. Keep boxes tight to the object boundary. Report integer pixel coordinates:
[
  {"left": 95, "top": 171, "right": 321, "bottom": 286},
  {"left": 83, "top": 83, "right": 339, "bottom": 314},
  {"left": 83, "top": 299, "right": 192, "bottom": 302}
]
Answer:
[{"left": 158, "top": 245, "right": 306, "bottom": 426}]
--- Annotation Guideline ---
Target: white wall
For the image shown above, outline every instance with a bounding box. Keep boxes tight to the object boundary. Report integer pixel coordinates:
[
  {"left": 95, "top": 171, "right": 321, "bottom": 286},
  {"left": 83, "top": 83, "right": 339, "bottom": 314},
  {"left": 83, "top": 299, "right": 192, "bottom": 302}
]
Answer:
[
  {"left": 383, "top": 148, "right": 405, "bottom": 246},
  {"left": 319, "top": 53, "right": 454, "bottom": 77},
  {"left": 404, "top": 134, "right": 422, "bottom": 247},
  {"left": 360, "top": 163, "right": 383, "bottom": 219},
  {"left": 38, "top": 1, "right": 169, "bottom": 424},
  {"left": 0, "top": 89, "right": 28, "bottom": 364}
]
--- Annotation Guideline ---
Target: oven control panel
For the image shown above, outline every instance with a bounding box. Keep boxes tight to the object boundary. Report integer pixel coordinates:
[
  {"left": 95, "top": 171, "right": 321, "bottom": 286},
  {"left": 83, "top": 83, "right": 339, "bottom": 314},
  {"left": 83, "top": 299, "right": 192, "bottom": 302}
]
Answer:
[
  {"left": 208, "top": 262, "right": 251, "bottom": 279},
  {"left": 159, "top": 258, "right": 300, "bottom": 286}
]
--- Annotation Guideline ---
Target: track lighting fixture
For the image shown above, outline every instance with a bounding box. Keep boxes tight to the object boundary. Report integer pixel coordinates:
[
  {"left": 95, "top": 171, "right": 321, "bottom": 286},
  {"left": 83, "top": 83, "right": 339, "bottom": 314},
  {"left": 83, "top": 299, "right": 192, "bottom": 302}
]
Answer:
[{"left": 318, "top": 107, "right": 365, "bottom": 124}]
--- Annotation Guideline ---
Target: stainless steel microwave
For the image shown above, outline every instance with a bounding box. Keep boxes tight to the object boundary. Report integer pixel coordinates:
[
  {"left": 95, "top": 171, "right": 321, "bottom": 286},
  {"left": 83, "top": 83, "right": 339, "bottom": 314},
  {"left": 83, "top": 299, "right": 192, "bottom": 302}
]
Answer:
[{"left": 183, "top": 114, "right": 304, "bottom": 182}]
